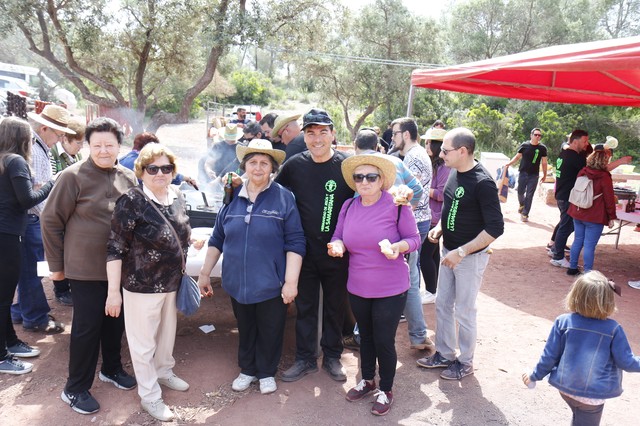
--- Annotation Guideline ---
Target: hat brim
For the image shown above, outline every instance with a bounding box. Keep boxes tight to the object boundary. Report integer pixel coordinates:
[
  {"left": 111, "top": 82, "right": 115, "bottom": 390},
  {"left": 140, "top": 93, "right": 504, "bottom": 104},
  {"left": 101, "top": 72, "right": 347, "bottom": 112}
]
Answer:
[
  {"left": 236, "top": 145, "right": 286, "bottom": 166},
  {"left": 341, "top": 153, "right": 397, "bottom": 191},
  {"left": 271, "top": 113, "right": 301, "bottom": 137},
  {"left": 27, "top": 111, "right": 76, "bottom": 135}
]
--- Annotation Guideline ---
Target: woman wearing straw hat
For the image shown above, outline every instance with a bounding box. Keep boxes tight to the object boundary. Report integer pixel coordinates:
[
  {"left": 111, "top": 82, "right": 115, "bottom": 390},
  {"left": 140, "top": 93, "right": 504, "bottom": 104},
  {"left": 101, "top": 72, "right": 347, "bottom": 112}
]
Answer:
[
  {"left": 328, "top": 154, "right": 420, "bottom": 416},
  {"left": 197, "top": 139, "right": 306, "bottom": 395}
]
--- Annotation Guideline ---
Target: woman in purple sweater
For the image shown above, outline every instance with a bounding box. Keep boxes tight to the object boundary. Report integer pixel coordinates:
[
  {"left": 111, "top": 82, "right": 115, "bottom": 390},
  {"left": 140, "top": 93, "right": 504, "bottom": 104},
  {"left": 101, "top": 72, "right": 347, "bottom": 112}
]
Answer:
[
  {"left": 328, "top": 154, "right": 420, "bottom": 416},
  {"left": 420, "top": 128, "right": 450, "bottom": 302}
]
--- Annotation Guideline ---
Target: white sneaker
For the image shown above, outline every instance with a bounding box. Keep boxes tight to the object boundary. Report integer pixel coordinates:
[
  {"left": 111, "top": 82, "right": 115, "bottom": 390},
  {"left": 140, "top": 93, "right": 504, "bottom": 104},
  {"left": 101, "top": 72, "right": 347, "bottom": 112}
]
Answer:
[
  {"left": 628, "top": 280, "right": 640, "bottom": 289},
  {"left": 421, "top": 291, "right": 436, "bottom": 304},
  {"left": 232, "top": 373, "right": 257, "bottom": 391},
  {"left": 141, "top": 399, "right": 174, "bottom": 422},
  {"left": 550, "top": 258, "right": 570, "bottom": 268},
  {"left": 259, "top": 377, "right": 277, "bottom": 395},
  {"left": 158, "top": 374, "right": 189, "bottom": 391}
]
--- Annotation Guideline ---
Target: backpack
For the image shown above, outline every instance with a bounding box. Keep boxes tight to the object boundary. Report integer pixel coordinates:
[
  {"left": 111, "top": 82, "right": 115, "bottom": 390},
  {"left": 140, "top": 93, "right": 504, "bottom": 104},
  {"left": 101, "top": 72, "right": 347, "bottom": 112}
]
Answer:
[{"left": 569, "top": 175, "right": 601, "bottom": 209}]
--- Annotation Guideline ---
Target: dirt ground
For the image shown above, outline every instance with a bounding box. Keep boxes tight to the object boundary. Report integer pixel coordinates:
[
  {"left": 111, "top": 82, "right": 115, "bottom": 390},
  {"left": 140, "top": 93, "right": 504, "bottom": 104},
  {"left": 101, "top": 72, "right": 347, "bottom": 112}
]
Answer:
[{"left": 1, "top": 121, "right": 639, "bottom": 425}]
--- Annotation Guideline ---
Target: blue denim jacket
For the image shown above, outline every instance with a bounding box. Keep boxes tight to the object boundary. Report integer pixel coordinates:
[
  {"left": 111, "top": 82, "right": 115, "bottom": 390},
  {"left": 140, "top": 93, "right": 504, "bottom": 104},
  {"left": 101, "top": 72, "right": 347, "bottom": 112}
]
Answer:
[{"left": 531, "top": 313, "right": 640, "bottom": 399}]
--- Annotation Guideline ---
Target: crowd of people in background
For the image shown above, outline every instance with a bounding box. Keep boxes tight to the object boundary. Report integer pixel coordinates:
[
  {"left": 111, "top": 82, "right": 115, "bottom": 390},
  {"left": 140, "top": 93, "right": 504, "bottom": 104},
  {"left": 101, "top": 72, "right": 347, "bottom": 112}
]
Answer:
[{"left": 1, "top": 104, "right": 639, "bottom": 424}]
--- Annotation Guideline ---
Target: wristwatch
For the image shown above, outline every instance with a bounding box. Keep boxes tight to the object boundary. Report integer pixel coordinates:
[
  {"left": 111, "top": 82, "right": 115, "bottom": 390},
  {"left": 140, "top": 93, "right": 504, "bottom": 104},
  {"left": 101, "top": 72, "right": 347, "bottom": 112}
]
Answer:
[{"left": 457, "top": 246, "right": 466, "bottom": 258}]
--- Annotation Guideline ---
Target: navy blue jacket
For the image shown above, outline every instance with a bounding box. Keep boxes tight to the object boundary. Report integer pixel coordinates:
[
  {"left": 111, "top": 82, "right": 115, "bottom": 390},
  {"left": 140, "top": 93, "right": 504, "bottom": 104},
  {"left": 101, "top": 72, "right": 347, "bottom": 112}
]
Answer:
[
  {"left": 209, "top": 180, "right": 306, "bottom": 304},
  {"left": 531, "top": 313, "right": 640, "bottom": 399}
]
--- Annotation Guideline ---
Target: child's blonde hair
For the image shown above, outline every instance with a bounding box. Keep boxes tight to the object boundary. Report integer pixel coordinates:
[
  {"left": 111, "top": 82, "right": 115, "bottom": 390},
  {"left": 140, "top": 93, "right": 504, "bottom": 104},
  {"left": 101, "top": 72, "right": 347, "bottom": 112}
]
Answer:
[{"left": 565, "top": 271, "right": 617, "bottom": 320}]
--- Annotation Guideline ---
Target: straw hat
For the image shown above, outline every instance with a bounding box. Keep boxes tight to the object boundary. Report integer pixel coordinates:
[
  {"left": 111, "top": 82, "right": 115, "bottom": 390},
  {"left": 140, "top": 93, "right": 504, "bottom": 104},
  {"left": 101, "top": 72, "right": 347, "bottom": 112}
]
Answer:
[
  {"left": 341, "top": 153, "right": 397, "bottom": 191},
  {"left": 27, "top": 104, "right": 76, "bottom": 134},
  {"left": 271, "top": 113, "right": 301, "bottom": 138},
  {"left": 421, "top": 127, "right": 447, "bottom": 141},
  {"left": 221, "top": 123, "right": 243, "bottom": 141},
  {"left": 236, "top": 139, "right": 286, "bottom": 166}
]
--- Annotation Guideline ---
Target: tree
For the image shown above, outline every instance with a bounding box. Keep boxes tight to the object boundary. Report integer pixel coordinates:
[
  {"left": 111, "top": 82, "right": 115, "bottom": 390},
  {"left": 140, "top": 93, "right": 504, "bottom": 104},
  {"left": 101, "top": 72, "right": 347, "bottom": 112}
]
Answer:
[
  {"left": 0, "top": 0, "right": 327, "bottom": 133},
  {"left": 600, "top": 0, "right": 640, "bottom": 38}
]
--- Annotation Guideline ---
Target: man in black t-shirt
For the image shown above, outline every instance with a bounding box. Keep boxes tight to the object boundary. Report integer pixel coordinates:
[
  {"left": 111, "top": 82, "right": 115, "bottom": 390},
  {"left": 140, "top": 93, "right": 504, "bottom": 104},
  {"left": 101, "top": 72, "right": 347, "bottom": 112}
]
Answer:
[
  {"left": 275, "top": 108, "right": 354, "bottom": 383},
  {"left": 505, "top": 128, "right": 548, "bottom": 222},
  {"left": 418, "top": 127, "right": 504, "bottom": 381},
  {"left": 550, "top": 130, "right": 590, "bottom": 268}
]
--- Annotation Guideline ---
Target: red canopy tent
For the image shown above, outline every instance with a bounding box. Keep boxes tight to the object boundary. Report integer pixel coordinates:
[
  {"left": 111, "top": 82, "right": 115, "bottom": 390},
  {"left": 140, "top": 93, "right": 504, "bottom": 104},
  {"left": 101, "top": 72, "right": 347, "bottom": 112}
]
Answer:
[{"left": 410, "top": 36, "right": 640, "bottom": 107}]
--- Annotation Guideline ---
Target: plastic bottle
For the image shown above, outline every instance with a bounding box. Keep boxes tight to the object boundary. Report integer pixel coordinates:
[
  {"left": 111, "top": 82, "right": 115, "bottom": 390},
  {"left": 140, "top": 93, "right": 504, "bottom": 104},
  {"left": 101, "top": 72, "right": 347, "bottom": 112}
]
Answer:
[{"left": 223, "top": 173, "right": 233, "bottom": 205}]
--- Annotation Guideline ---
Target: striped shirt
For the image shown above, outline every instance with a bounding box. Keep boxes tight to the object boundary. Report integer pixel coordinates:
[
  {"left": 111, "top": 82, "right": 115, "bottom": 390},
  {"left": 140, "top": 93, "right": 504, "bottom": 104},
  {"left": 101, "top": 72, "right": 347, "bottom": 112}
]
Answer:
[{"left": 28, "top": 133, "right": 53, "bottom": 216}]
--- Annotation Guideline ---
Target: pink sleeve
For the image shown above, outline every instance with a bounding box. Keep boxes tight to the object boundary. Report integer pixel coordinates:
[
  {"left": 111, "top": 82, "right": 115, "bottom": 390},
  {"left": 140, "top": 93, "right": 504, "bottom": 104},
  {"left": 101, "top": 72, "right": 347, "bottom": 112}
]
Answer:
[
  {"left": 398, "top": 205, "right": 421, "bottom": 252},
  {"left": 331, "top": 198, "right": 353, "bottom": 242}
]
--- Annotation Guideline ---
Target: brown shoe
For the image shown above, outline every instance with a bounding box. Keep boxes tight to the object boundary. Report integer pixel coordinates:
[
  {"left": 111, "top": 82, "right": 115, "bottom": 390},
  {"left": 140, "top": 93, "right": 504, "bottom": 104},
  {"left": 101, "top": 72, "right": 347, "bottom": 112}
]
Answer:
[
  {"left": 371, "top": 390, "right": 393, "bottom": 416},
  {"left": 345, "top": 379, "right": 376, "bottom": 402},
  {"left": 410, "top": 336, "right": 435, "bottom": 351}
]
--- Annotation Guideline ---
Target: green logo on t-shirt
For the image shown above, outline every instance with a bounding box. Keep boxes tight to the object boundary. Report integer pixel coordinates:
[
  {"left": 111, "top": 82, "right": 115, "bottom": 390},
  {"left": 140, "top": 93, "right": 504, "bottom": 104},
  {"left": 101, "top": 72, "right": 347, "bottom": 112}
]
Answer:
[
  {"left": 532, "top": 148, "right": 539, "bottom": 164},
  {"left": 447, "top": 186, "right": 465, "bottom": 231},
  {"left": 325, "top": 180, "right": 337, "bottom": 193},
  {"left": 321, "top": 180, "right": 338, "bottom": 232},
  {"left": 556, "top": 158, "right": 563, "bottom": 177}
]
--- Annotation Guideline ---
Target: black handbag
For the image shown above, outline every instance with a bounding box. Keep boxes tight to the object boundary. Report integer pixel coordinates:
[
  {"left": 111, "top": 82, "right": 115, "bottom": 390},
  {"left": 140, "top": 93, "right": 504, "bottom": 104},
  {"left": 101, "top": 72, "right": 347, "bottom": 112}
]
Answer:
[{"left": 136, "top": 188, "right": 200, "bottom": 316}]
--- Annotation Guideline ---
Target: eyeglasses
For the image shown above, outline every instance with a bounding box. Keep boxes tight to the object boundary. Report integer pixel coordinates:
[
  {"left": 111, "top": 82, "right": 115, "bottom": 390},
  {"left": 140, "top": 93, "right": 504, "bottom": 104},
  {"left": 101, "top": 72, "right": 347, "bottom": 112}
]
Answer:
[
  {"left": 145, "top": 164, "right": 175, "bottom": 175},
  {"left": 441, "top": 146, "right": 462, "bottom": 155},
  {"left": 244, "top": 203, "right": 253, "bottom": 224},
  {"left": 533, "top": 133, "right": 542, "bottom": 137},
  {"left": 353, "top": 173, "right": 380, "bottom": 183}
]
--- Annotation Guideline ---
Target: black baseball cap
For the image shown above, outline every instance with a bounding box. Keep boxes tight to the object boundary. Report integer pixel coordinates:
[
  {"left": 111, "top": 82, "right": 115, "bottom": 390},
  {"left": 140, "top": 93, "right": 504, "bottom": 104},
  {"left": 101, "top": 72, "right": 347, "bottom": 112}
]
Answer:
[{"left": 302, "top": 108, "right": 333, "bottom": 130}]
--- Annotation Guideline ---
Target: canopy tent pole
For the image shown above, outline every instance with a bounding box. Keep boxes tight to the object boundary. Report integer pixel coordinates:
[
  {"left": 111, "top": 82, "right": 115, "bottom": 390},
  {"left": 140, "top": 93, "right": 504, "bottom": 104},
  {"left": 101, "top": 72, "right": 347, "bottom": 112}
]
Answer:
[{"left": 406, "top": 84, "right": 415, "bottom": 117}]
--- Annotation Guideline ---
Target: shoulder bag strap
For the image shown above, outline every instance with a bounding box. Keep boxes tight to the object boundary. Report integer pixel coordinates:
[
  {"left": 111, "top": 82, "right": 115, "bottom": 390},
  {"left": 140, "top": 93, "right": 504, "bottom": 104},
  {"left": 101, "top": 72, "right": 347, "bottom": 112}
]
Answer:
[{"left": 134, "top": 187, "right": 186, "bottom": 272}]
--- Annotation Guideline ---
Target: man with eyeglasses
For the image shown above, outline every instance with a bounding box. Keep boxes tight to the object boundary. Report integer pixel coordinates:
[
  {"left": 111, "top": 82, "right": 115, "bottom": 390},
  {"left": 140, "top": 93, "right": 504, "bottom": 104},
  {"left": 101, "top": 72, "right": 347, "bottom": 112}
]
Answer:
[
  {"left": 239, "top": 120, "right": 263, "bottom": 146},
  {"left": 10, "top": 105, "right": 76, "bottom": 333},
  {"left": 504, "top": 128, "right": 548, "bottom": 222},
  {"left": 418, "top": 127, "right": 503, "bottom": 381},
  {"left": 390, "top": 117, "right": 434, "bottom": 352},
  {"left": 276, "top": 108, "right": 354, "bottom": 383}
]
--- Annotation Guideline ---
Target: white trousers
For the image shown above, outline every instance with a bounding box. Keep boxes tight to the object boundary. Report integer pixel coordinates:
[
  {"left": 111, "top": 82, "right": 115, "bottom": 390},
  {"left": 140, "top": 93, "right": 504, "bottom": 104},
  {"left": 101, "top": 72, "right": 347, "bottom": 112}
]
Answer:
[{"left": 123, "top": 289, "right": 178, "bottom": 403}]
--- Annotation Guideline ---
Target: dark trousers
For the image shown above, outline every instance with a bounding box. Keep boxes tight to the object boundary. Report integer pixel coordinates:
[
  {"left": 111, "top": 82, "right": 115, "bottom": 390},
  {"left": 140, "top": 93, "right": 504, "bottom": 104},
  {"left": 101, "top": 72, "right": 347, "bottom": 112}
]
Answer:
[
  {"left": 349, "top": 291, "right": 406, "bottom": 392},
  {"left": 66, "top": 279, "right": 125, "bottom": 393},
  {"left": 553, "top": 199, "right": 573, "bottom": 260},
  {"left": 560, "top": 393, "right": 604, "bottom": 426},
  {"left": 420, "top": 224, "right": 440, "bottom": 294},
  {"left": 231, "top": 295, "right": 287, "bottom": 379},
  {"left": 294, "top": 252, "right": 348, "bottom": 361},
  {"left": 0, "top": 233, "right": 21, "bottom": 360},
  {"left": 517, "top": 171, "right": 539, "bottom": 216}
]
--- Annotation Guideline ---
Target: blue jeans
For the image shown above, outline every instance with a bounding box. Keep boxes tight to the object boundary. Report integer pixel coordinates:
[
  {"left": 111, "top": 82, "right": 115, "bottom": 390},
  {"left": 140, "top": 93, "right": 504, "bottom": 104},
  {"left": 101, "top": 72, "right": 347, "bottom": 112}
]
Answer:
[
  {"left": 435, "top": 248, "right": 489, "bottom": 364},
  {"left": 517, "top": 172, "right": 539, "bottom": 216},
  {"left": 552, "top": 199, "right": 573, "bottom": 260},
  {"left": 11, "top": 216, "right": 51, "bottom": 328},
  {"left": 570, "top": 219, "right": 604, "bottom": 271},
  {"left": 403, "top": 221, "right": 429, "bottom": 345}
]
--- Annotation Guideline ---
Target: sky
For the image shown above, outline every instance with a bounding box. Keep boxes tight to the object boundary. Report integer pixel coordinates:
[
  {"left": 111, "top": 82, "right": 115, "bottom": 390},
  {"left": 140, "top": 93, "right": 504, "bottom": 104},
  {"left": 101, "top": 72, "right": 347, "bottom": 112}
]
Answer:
[{"left": 344, "top": 0, "right": 448, "bottom": 19}]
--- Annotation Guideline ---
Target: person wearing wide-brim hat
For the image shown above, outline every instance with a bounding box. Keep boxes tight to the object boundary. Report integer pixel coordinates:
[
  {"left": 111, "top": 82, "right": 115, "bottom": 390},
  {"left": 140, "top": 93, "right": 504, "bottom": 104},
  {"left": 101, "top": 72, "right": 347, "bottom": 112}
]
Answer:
[
  {"left": 198, "top": 138, "right": 305, "bottom": 396},
  {"left": 329, "top": 153, "right": 420, "bottom": 416},
  {"left": 11, "top": 104, "right": 76, "bottom": 335},
  {"left": 271, "top": 113, "right": 306, "bottom": 161}
]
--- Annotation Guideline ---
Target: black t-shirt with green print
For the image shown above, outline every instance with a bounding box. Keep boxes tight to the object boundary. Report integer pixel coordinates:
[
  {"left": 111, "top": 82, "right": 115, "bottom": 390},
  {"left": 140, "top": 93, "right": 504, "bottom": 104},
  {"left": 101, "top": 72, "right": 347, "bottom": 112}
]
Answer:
[
  {"left": 441, "top": 162, "right": 504, "bottom": 252},
  {"left": 517, "top": 141, "right": 547, "bottom": 174}
]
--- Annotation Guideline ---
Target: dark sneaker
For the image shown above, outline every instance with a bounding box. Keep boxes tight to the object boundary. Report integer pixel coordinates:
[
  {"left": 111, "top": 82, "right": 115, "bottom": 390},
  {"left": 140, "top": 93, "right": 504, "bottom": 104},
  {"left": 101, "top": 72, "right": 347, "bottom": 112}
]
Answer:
[
  {"left": 567, "top": 268, "right": 581, "bottom": 276},
  {"left": 371, "top": 390, "right": 393, "bottom": 416},
  {"left": 55, "top": 291, "right": 74, "bottom": 306},
  {"left": 346, "top": 379, "right": 376, "bottom": 402},
  {"left": 416, "top": 351, "right": 454, "bottom": 369},
  {"left": 440, "top": 360, "right": 474, "bottom": 380},
  {"left": 342, "top": 334, "right": 360, "bottom": 351},
  {"left": 7, "top": 340, "right": 40, "bottom": 358},
  {"left": 23, "top": 319, "right": 64, "bottom": 334},
  {"left": 99, "top": 369, "right": 136, "bottom": 390},
  {"left": 280, "top": 360, "right": 318, "bottom": 382},
  {"left": 61, "top": 389, "right": 100, "bottom": 414},
  {"left": 322, "top": 357, "right": 346, "bottom": 382},
  {"left": 0, "top": 356, "right": 33, "bottom": 375}
]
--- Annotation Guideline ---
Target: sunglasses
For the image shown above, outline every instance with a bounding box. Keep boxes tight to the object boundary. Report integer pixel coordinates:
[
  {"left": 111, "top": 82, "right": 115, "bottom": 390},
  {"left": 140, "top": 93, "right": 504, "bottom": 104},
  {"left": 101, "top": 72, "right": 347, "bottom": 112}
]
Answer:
[
  {"left": 533, "top": 133, "right": 542, "bottom": 137},
  {"left": 244, "top": 203, "right": 253, "bottom": 224},
  {"left": 145, "top": 164, "right": 175, "bottom": 175},
  {"left": 441, "top": 146, "right": 462, "bottom": 155},
  {"left": 353, "top": 173, "right": 380, "bottom": 183}
]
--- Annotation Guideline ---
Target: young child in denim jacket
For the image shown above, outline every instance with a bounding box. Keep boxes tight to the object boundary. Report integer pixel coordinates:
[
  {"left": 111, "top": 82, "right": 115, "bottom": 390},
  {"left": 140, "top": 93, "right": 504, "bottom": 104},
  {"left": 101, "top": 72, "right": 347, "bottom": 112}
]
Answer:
[{"left": 522, "top": 271, "right": 640, "bottom": 426}]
